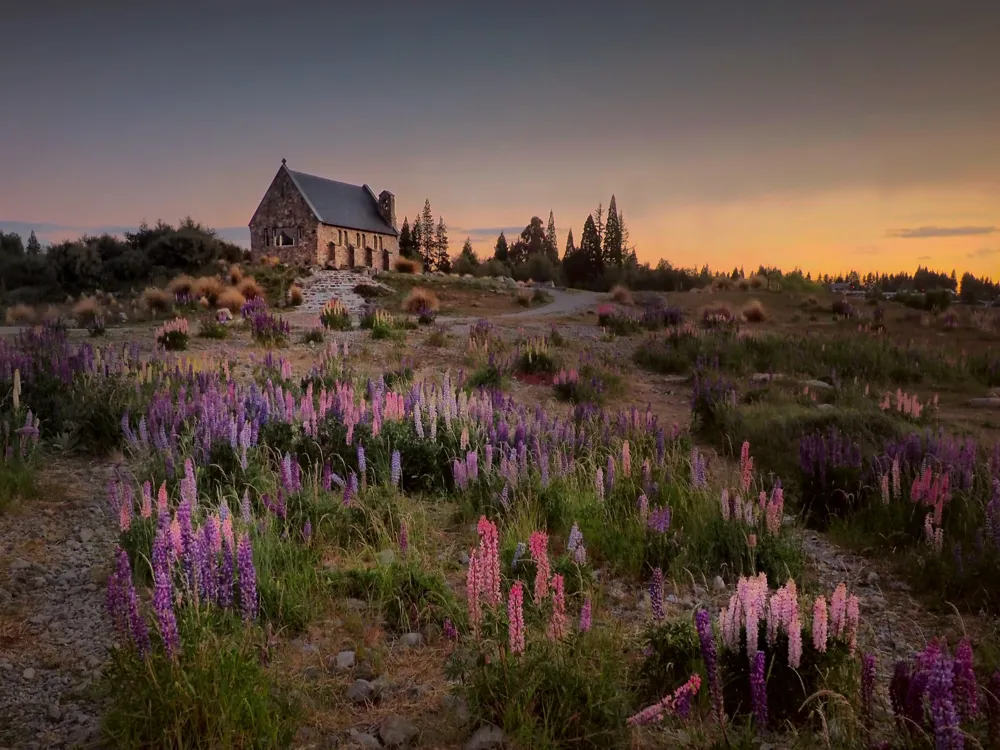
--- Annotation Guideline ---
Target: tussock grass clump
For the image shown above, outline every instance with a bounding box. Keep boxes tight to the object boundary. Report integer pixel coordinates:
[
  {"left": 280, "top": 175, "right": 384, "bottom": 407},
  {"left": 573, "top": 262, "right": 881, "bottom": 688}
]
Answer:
[
  {"left": 141, "top": 287, "right": 172, "bottom": 315},
  {"left": 72, "top": 296, "right": 103, "bottom": 325},
  {"left": 517, "top": 289, "right": 534, "bottom": 307},
  {"left": 192, "top": 275, "right": 223, "bottom": 306},
  {"left": 737, "top": 278, "right": 751, "bottom": 291},
  {"left": 287, "top": 284, "right": 303, "bottom": 307},
  {"left": 610, "top": 284, "right": 633, "bottom": 305},
  {"left": 237, "top": 276, "right": 262, "bottom": 300},
  {"left": 742, "top": 298, "right": 767, "bottom": 323},
  {"left": 166, "top": 274, "right": 195, "bottom": 297},
  {"left": 394, "top": 257, "right": 422, "bottom": 274},
  {"left": 4, "top": 303, "right": 36, "bottom": 324},
  {"left": 749, "top": 274, "right": 767, "bottom": 289},
  {"left": 217, "top": 286, "right": 247, "bottom": 313},
  {"left": 228, "top": 263, "right": 243, "bottom": 285},
  {"left": 712, "top": 276, "right": 733, "bottom": 291},
  {"left": 403, "top": 287, "right": 440, "bottom": 314}
]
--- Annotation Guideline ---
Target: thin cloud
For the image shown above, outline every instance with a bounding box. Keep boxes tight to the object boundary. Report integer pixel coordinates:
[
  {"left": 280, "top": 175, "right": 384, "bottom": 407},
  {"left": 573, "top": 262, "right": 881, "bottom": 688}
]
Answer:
[
  {"left": 967, "top": 247, "right": 1000, "bottom": 258},
  {"left": 852, "top": 245, "right": 881, "bottom": 255},
  {"left": 886, "top": 225, "right": 996, "bottom": 239},
  {"left": 451, "top": 225, "right": 525, "bottom": 243},
  {"left": 916, "top": 255, "right": 932, "bottom": 260}
]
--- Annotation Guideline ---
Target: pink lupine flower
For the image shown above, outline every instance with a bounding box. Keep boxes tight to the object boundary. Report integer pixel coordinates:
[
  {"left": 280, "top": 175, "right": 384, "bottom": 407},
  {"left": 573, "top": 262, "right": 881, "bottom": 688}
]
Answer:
[
  {"left": 830, "top": 583, "right": 847, "bottom": 637},
  {"left": 638, "top": 493, "right": 649, "bottom": 522},
  {"left": 892, "top": 457, "right": 901, "bottom": 498},
  {"left": 846, "top": 594, "right": 860, "bottom": 654},
  {"left": 529, "top": 531, "right": 551, "bottom": 603},
  {"left": 221, "top": 514, "right": 234, "bottom": 551},
  {"left": 140, "top": 481, "right": 152, "bottom": 519},
  {"left": 812, "top": 596, "right": 828, "bottom": 652},
  {"left": 119, "top": 494, "right": 132, "bottom": 532},
  {"left": 507, "top": 579, "right": 525, "bottom": 655},
  {"left": 579, "top": 597, "right": 592, "bottom": 633},
  {"left": 595, "top": 468, "right": 605, "bottom": 502},
  {"left": 881, "top": 473, "right": 890, "bottom": 505},
  {"left": 739, "top": 441, "right": 753, "bottom": 492},
  {"left": 747, "top": 533, "right": 757, "bottom": 549},
  {"left": 547, "top": 574, "right": 568, "bottom": 641},
  {"left": 788, "top": 615, "right": 803, "bottom": 668},
  {"left": 157, "top": 481, "right": 169, "bottom": 514},
  {"left": 476, "top": 516, "right": 502, "bottom": 607}
]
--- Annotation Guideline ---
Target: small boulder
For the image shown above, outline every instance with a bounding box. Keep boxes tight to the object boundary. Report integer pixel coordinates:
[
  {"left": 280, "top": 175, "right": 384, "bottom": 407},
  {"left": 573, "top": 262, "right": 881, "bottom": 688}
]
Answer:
[
  {"left": 465, "top": 725, "right": 506, "bottom": 750},
  {"left": 348, "top": 728, "right": 384, "bottom": 749},
  {"left": 377, "top": 549, "right": 396, "bottom": 567},
  {"left": 347, "top": 679, "right": 376, "bottom": 704},
  {"left": 378, "top": 715, "right": 419, "bottom": 748},
  {"left": 968, "top": 397, "right": 1000, "bottom": 409},
  {"left": 400, "top": 632, "right": 423, "bottom": 648},
  {"left": 802, "top": 379, "right": 834, "bottom": 390},
  {"left": 335, "top": 650, "right": 357, "bottom": 670}
]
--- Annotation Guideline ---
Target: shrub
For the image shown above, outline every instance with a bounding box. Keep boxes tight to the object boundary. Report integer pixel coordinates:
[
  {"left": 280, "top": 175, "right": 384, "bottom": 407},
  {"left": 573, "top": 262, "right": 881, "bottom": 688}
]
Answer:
[
  {"left": 713, "top": 276, "right": 733, "bottom": 291},
  {"left": 368, "top": 309, "right": 397, "bottom": 340},
  {"left": 237, "top": 276, "right": 263, "bottom": 300},
  {"left": 742, "top": 299, "right": 767, "bottom": 323},
  {"left": 87, "top": 315, "right": 107, "bottom": 337},
  {"left": 217, "top": 286, "right": 246, "bottom": 314},
  {"left": 831, "top": 298, "right": 855, "bottom": 318},
  {"left": 302, "top": 328, "right": 324, "bottom": 345},
  {"left": 228, "top": 263, "right": 243, "bottom": 285},
  {"left": 403, "top": 287, "right": 440, "bottom": 314},
  {"left": 192, "top": 276, "right": 223, "bottom": 305},
  {"left": 701, "top": 303, "right": 735, "bottom": 328},
  {"left": 515, "top": 338, "right": 557, "bottom": 376},
  {"left": 248, "top": 311, "right": 290, "bottom": 346},
  {"left": 4, "top": 304, "right": 36, "bottom": 324},
  {"left": 197, "top": 317, "right": 229, "bottom": 339},
  {"left": 287, "top": 284, "right": 303, "bottom": 306},
  {"left": 319, "top": 298, "right": 352, "bottom": 331},
  {"left": 394, "top": 257, "right": 421, "bottom": 274},
  {"left": 155, "top": 318, "right": 189, "bottom": 351},
  {"left": 426, "top": 327, "right": 450, "bottom": 347},
  {"left": 166, "top": 274, "right": 196, "bottom": 297},
  {"left": 749, "top": 274, "right": 767, "bottom": 289},
  {"left": 516, "top": 289, "right": 533, "bottom": 307},
  {"left": 141, "top": 287, "right": 172, "bottom": 315},
  {"left": 610, "top": 284, "right": 634, "bottom": 305},
  {"left": 72, "top": 296, "right": 103, "bottom": 326}
]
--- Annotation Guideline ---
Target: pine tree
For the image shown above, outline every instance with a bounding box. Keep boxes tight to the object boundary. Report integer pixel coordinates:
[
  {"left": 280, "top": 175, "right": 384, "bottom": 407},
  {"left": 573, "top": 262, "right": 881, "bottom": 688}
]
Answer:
[
  {"left": 579, "top": 215, "right": 603, "bottom": 279},
  {"left": 433, "top": 217, "right": 450, "bottom": 272},
  {"left": 460, "top": 238, "right": 476, "bottom": 262},
  {"left": 618, "top": 208, "right": 631, "bottom": 259},
  {"left": 493, "top": 232, "right": 509, "bottom": 263},
  {"left": 26, "top": 230, "right": 42, "bottom": 256},
  {"left": 420, "top": 199, "right": 435, "bottom": 268},
  {"left": 564, "top": 228, "right": 575, "bottom": 259},
  {"left": 593, "top": 203, "right": 605, "bottom": 244},
  {"left": 602, "top": 195, "right": 622, "bottom": 266},
  {"left": 398, "top": 218, "right": 413, "bottom": 258},
  {"left": 544, "top": 211, "right": 558, "bottom": 262},
  {"left": 411, "top": 217, "right": 422, "bottom": 263}
]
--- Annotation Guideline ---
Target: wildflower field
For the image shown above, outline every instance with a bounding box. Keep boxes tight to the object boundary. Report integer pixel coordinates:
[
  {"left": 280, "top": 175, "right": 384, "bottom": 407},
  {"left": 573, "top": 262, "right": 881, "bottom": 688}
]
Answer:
[{"left": 1, "top": 277, "right": 999, "bottom": 749}]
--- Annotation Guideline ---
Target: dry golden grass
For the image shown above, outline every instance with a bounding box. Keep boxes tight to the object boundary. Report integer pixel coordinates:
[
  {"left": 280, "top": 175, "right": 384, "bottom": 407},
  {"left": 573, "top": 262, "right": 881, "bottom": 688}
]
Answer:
[
  {"left": 610, "top": 284, "right": 633, "bottom": 305},
  {"left": 403, "top": 287, "right": 440, "bottom": 314},
  {"left": 141, "top": 287, "right": 172, "bottom": 314},
  {"left": 237, "top": 276, "right": 263, "bottom": 300},
  {"left": 166, "top": 274, "right": 195, "bottom": 296},
  {"left": 517, "top": 288, "right": 534, "bottom": 307},
  {"left": 72, "top": 296, "right": 102, "bottom": 325},
  {"left": 287, "top": 284, "right": 304, "bottom": 306},
  {"left": 4, "top": 303, "right": 36, "bottom": 324},
  {"left": 192, "top": 275, "right": 223, "bottom": 305},
  {"left": 41, "top": 305, "right": 62, "bottom": 323},
  {"left": 742, "top": 298, "right": 767, "bottom": 323},
  {"left": 262, "top": 254, "right": 281, "bottom": 267},
  {"left": 228, "top": 264, "right": 243, "bottom": 285},
  {"left": 394, "top": 257, "right": 422, "bottom": 274},
  {"left": 217, "top": 286, "right": 247, "bottom": 313}
]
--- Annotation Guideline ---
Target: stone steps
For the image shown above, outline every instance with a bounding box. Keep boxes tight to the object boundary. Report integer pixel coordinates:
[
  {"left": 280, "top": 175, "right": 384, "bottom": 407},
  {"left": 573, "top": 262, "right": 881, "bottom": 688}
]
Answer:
[{"left": 297, "top": 270, "right": 391, "bottom": 314}]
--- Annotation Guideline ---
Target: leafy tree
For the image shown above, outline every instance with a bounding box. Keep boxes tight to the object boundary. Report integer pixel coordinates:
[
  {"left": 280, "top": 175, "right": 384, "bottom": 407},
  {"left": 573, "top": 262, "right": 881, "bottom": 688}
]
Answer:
[
  {"left": 433, "top": 217, "right": 450, "bottom": 272},
  {"left": 0, "top": 231, "right": 25, "bottom": 257},
  {"left": 493, "top": 232, "right": 509, "bottom": 263},
  {"left": 602, "top": 195, "right": 623, "bottom": 266},
  {"left": 26, "top": 231, "right": 42, "bottom": 256},
  {"left": 544, "top": 211, "right": 558, "bottom": 263}
]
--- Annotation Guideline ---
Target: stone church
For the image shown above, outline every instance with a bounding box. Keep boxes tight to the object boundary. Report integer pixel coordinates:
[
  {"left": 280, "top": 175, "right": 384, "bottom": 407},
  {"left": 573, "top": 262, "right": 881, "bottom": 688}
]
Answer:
[{"left": 248, "top": 160, "right": 399, "bottom": 269}]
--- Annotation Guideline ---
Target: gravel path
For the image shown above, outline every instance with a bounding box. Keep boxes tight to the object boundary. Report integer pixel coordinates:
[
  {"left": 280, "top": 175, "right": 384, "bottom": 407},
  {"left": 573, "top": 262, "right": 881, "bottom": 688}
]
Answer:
[{"left": 0, "top": 459, "right": 117, "bottom": 749}]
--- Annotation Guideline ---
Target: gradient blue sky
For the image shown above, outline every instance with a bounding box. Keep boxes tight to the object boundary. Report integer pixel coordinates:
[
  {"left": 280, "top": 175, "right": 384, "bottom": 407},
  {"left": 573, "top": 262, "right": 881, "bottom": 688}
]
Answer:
[{"left": 2, "top": 0, "right": 999, "bottom": 275}]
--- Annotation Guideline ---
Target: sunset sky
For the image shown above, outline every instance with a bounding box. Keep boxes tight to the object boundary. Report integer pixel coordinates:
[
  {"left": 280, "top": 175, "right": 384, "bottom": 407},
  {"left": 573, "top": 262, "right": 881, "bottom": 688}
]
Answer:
[{"left": 2, "top": 1, "right": 999, "bottom": 277}]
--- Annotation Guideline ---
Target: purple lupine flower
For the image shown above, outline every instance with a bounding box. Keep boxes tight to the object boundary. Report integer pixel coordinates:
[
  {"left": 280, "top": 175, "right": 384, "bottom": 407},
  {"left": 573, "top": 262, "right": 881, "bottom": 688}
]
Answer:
[
  {"left": 954, "top": 638, "right": 978, "bottom": 720},
  {"left": 861, "top": 652, "right": 876, "bottom": 729},
  {"left": 695, "top": 609, "right": 725, "bottom": 726},
  {"left": 236, "top": 534, "right": 258, "bottom": 621},
  {"left": 649, "top": 567, "right": 664, "bottom": 622},
  {"left": 181, "top": 458, "right": 197, "bottom": 511},
  {"left": 656, "top": 428, "right": 665, "bottom": 464},
  {"left": 390, "top": 450, "right": 402, "bottom": 487},
  {"left": 648, "top": 506, "right": 672, "bottom": 533},
  {"left": 511, "top": 541, "right": 526, "bottom": 571},
  {"left": 398, "top": 520, "right": 408, "bottom": 553},
  {"left": 106, "top": 551, "right": 129, "bottom": 640},
  {"left": 240, "top": 490, "right": 252, "bottom": 524},
  {"left": 176, "top": 498, "right": 195, "bottom": 590},
  {"left": 443, "top": 618, "right": 457, "bottom": 641},
  {"left": 605, "top": 454, "right": 615, "bottom": 496},
  {"left": 302, "top": 519, "right": 312, "bottom": 544},
  {"left": 357, "top": 444, "right": 366, "bottom": 479},
  {"left": 484, "top": 444, "right": 493, "bottom": 474},
  {"left": 151, "top": 530, "right": 180, "bottom": 658},
  {"left": 567, "top": 522, "right": 587, "bottom": 565},
  {"left": 579, "top": 597, "right": 592, "bottom": 633},
  {"left": 750, "top": 650, "right": 768, "bottom": 729},
  {"left": 217, "top": 538, "right": 234, "bottom": 609},
  {"left": 928, "top": 651, "right": 962, "bottom": 750},
  {"left": 343, "top": 472, "right": 358, "bottom": 506}
]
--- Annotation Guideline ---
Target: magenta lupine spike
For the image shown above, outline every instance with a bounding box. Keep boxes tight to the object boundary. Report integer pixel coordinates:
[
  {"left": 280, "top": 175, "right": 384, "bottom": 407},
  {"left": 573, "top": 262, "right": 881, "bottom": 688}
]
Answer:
[
  {"left": 528, "top": 531, "right": 551, "bottom": 603},
  {"left": 579, "top": 597, "right": 592, "bottom": 633},
  {"left": 151, "top": 530, "right": 180, "bottom": 659},
  {"left": 236, "top": 533, "right": 258, "bottom": 621}
]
